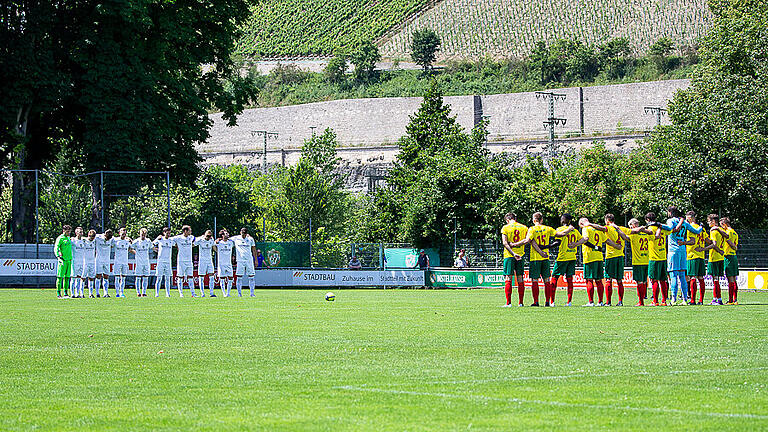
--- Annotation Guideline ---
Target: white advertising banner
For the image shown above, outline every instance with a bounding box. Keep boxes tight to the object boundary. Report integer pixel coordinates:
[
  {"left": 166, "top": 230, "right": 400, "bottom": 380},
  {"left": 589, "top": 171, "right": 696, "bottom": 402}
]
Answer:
[
  {"left": 0, "top": 259, "right": 58, "bottom": 276},
  {"left": 290, "top": 270, "right": 426, "bottom": 287}
]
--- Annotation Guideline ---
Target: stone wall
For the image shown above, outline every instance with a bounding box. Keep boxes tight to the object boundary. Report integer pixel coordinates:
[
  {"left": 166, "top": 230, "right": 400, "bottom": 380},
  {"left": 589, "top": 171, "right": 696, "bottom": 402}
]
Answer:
[{"left": 202, "top": 79, "right": 689, "bottom": 154}]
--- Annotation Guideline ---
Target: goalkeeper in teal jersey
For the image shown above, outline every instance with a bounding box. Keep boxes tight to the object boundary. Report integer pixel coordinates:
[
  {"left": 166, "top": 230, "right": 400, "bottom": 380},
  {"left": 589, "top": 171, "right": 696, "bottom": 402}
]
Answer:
[{"left": 54, "top": 225, "right": 73, "bottom": 298}]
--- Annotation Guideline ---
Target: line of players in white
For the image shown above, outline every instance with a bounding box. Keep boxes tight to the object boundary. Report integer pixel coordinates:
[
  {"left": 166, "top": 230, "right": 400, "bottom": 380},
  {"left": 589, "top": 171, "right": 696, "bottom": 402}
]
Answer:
[{"left": 67, "top": 225, "right": 259, "bottom": 298}]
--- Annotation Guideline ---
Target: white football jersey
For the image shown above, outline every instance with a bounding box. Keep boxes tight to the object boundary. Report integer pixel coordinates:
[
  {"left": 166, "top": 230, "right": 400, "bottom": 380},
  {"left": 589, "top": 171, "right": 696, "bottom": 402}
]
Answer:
[
  {"left": 113, "top": 237, "right": 131, "bottom": 264},
  {"left": 196, "top": 236, "right": 215, "bottom": 263},
  {"left": 216, "top": 239, "right": 234, "bottom": 267},
  {"left": 173, "top": 234, "right": 195, "bottom": 264},
  {"left": 231, "top": 235, "right": 255, "bottom": 262},
  {"left": 154, "top": 236, "right": 174, "bottom": 263},
  {"left": 95, "top": 235, "right": 114, "bottom": 262},
  {"left": 70, "top": 237, "right": 85, "bottom": 263},
  {"left": 80, "top": 238, "right": 97, "bottom": 264},
  {"left": 131, "top": 238, "right": 153, "bottom": 265}
]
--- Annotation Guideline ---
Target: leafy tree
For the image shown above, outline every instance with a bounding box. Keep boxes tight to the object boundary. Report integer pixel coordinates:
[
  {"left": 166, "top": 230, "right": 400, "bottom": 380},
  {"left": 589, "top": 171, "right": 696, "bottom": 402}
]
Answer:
[
  {"left": 0, "top": 0, "right": 257, "bottom": 240},
  {"left": 410, "top": 29, "right": 441, "bottom": 75},
  {"left": 649, "top": 37, "right": 676, "bottom": 72},
  {"left": 350, "top": 40, "right": 381, "bottom": 83},
  {"left": 324, "top": 51, "right": 349, "bottom": 84},
  {"left": 530, "top": 39, "right": 599, "bottom": 84},
  {"left": 598, "top": 37, "right": 633, "bottom": 78}
]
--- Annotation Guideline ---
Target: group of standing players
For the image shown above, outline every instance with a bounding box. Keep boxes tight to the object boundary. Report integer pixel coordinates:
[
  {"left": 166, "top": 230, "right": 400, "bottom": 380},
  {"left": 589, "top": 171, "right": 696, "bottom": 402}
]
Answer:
[
  {"left": 500, "top": 206, "right": 740, "bottom": 307},
  {"left": 53, "top": 226, "right": 264, "bottom": 298}
]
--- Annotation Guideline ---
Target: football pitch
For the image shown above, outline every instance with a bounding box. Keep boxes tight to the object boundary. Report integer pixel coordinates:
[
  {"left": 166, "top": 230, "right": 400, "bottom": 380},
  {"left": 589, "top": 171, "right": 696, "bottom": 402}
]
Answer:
[{"left": 1, "top": 289, "right": 766, "bottom": 431}]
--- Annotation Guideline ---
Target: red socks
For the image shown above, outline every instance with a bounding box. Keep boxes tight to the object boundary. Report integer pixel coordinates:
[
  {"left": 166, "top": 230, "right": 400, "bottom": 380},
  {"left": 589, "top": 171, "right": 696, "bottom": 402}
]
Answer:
[
  {"left": 699, "top": 279, "right": 705, "bottom": 303},
  {"left": 566, "top": 277, "right": 574, "bottom": 303},
  {"left": 548, "top": 282, "right": 555, "bottom": 304},
  {"left": 689, "top": 279, "right": 697, "bottom": 302},
  {"left": 586, "top": 280, "right": 594, "bottom": 303},
  {"left": 660, "top": 280, "right": 669, "bottom": 303},
  {"left": 531, "top": 281, "right": 540, "bottom": 305},
  {"left": 605, "top": 280, "right": 613, "bottom": 304},
  {"left": 713, "top": 280, "right": 721, "bottom": 300},
  {"left": 617, "top": 280, "right": 624, "bottom": 303},
  {"left": 517, "top": 278, "right": 525, "bottom": 305},
  {"left": 728, "top": 281, "right": 738, "bottom": 302},
  {"left": 636, "top": 283, "right": 645, "bottom": 305},
  {"left": 504, "top": 279, "right": 512, "bottom": 305},
  {"left": 652, "top": 280, "right": 660, "bottom": 303},
  {"left": 596, "top": 280, "right": 604, "bottom": 304}
]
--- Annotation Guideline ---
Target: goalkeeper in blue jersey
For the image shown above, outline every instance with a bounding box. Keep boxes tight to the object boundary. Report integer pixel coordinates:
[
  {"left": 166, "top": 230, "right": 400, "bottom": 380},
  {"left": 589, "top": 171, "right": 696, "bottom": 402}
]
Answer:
[{"left": 665, "top": 206, "right": 703, "bottom": 304}]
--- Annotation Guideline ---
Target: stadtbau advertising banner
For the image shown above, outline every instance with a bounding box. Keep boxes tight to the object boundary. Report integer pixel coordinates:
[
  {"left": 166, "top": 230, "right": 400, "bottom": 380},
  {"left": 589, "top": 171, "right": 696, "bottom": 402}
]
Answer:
[
  {"left": 0, "top": 259, "right": 58, "bottom": 276},
  {"left": 291, "top": 270, "right": 425, "bottom": 287},
  {"left": 254, "top": 242, "right": 310, "bottom": 268}
]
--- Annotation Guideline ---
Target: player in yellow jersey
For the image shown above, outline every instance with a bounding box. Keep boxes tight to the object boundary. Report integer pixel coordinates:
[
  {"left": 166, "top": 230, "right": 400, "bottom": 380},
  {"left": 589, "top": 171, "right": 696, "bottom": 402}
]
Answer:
[
  {"left": 627, "top": 218, "right": 653, "bottom": 305},
  {"left": 720, "top": 217, "right": 739, "bottom": 304},
  {"left": 603, "top": 213, "right": 631, "bottom": 306},
  {"left": 702, "top": 214, "right": 728, "bottom": 305},
  {"left": 685, "top": 211, "right": 708, "bottom": 305},
  {"left": 525, "top": 212, "right": 573, "bottom": 307},
  {"left": 570, "top": 217, "right": 608, "bottom": 306},
  {"left": 500, "top": 213, "right": 528, "bottom": 307},
  {"left": 550, "top": 214, "right": 579, "bottom": 306}
]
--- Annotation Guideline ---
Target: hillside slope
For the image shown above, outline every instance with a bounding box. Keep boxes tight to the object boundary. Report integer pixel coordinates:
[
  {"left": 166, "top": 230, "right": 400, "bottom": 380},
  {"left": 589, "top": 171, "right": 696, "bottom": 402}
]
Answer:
[
  {"left": 379, "top": 0, "right": 713, "bottom": 59},
  {"left": 236, "top": 0, "right": 432, "bottom": 57}
]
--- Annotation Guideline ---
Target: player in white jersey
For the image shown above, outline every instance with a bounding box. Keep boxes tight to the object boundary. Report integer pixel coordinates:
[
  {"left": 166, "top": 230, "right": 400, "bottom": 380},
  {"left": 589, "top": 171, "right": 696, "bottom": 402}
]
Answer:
[
  {"left": 231, "top": 227, "right": 257, "bottom": 297},
  {"left": 112, "top": 228, "right": 131, "bottom": 298},
  {"left": 215, "top": 229, "right": 235, "bottom": 297},
  {"left": 130, "top": 228, "right": 153, "bottom": 297},
  {"left": 173, "top": 225, "right": 197, "bottom": 297},
  {"left": 81, "top": 230, "right": 98, "bottom": 297},
  {"left": 196, "top": 230, "right": 216, "bottom": 297},
  {"left": 153, "top": 227, "right": 174, "bottom": 297},
  {"left": 70, "top": 227, "right": 85, "bottom": 298},
  {"left": 95, "top": 229, "right": 115, "bottom": 297}
]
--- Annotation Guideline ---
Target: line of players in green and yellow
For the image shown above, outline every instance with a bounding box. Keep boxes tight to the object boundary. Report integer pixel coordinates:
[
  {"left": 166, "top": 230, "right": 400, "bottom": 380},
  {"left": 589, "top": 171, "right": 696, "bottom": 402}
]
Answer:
[{"left": 500, "top": 207, "right": 739, "bottom": 307}]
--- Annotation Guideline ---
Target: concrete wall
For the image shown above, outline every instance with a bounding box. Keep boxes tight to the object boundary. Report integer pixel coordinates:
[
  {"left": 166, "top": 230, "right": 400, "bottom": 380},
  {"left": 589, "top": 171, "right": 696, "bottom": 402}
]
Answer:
[{"left": 202, "top": 79, "right": 689, "bottom": 154}]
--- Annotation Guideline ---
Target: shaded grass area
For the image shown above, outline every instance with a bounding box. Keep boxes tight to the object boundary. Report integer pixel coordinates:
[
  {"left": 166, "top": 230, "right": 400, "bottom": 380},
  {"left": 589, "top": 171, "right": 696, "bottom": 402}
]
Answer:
[{"left": 0, "top": 289, "right": 766, "bottom": 431}]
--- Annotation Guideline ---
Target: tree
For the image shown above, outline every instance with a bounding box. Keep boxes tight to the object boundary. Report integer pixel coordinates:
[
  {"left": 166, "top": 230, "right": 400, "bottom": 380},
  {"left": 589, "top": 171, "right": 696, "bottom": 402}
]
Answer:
[
  {"left": 350, "top": 40, "right": 381, "bottom": 83},
  {"left": 324, "top": 51, "right": 348, "bottom": 84},
  {"left": 649, "top": 37, "right": 676, "bottom": 72},
  {"left": 0, "top": 0, "right": 257, "bottom": 240},
  {"left": 410, "top": 29, "right": 441, "bottom": 75},
  {"left": 598, "top": 37, "right": 633, "bottom": 78}
]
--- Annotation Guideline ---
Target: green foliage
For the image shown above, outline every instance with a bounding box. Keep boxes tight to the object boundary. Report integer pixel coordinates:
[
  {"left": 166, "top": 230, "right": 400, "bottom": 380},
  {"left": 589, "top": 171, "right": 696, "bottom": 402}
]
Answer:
[
  {"left": 248, "top": 40, "right": 694, "bottom": 108},
  {"left": 410, "top": 29, "right": 442, "bottom": 74},
  {"left": 324, "top": 53, "right": 349, "bottom": 84},
  {"left": 650, "top": 37, "right": 678, "bottom": 72},
  {"left": 236, "top": 0, "right": 432, "bottom": 57},
  {"left": 350, "top": 40, "right": 381, "bottom": 83}
]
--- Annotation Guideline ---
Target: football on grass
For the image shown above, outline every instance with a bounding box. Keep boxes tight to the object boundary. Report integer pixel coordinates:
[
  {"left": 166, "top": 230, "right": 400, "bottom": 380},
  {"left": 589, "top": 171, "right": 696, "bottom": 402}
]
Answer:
[{"left": 325, "top": 292, "right": 335, "bottom": 301}]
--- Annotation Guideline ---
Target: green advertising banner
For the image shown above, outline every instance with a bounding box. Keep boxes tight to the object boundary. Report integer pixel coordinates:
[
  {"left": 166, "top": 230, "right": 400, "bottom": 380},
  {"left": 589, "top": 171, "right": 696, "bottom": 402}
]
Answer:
[
  {"left": 384, "top": 248, "right": 440, "bottom": 268},
  {"left": 427, "top": 269, "right": 510, "bottom": 288},
  {"left": 255, "top": 242, "right": 310, "bottom": 268}
]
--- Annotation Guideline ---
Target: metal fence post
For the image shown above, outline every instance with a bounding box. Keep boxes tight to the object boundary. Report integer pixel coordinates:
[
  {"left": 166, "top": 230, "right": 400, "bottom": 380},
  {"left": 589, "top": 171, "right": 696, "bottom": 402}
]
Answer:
[
  {"left": 35, "top": 169, "right": 39, "bottom": 289},
  {"left": 99, "top": 171, "right": 104, "bottom": 232},
  {"left": 308, "top": 218, "right": 313, "bottom": 268}
]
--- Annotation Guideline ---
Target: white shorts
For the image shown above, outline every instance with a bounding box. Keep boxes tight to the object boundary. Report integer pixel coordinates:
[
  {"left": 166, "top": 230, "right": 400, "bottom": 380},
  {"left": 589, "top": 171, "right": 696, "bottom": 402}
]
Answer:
[
  {"left": 156, "top": 261, "right": 173, "bottom": 278},
  {"left": 71, "top": 261, "right": 84, "bottom": 278},
  {"left": 134, "top": 263, "right": 151, "bottom": 277},
  {"left": 218, "top": 263, "right": 233, "bottom": 278},
  {"left": 82, "top": 262, "right": 96, "bottom": 279},
  {"left": 235, "top": 260, "right": 255, "bottom": 277},
  {"left": 198, "top": 260, "right": 215, "bottom": 275},
  {"left": 113, "top": 263, "right": 128, "bottom": 276},
  {"left": 177, "top": 261, "right": 194, "bottom": 278},
  {"left": 96, "top": 261, "right": 111, "bottom": 275}
]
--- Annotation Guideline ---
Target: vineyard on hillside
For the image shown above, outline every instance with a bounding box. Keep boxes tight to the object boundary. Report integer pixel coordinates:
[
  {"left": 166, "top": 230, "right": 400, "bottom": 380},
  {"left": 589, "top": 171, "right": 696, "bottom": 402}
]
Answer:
[
  {"left": 236, "top": 0, "right": 432, "bottom": 57},
  {"left": 379, "top": 0, "right": 713, "bottom": 59}
]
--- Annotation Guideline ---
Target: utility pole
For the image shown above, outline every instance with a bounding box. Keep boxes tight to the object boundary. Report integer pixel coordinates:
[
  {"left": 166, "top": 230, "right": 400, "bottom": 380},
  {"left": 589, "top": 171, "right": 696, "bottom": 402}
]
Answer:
[
  {"left": 250, "top": 130, "right": 279, "bottom": 173},
  {"left": 643, "top": 106, "right": 667, "bottom": 129},
  {"left": 535, "top": 91, "right": 567, "bottom": 158},
  {"left": 309, "top": 126, "right": 317, "bottom": 136}
]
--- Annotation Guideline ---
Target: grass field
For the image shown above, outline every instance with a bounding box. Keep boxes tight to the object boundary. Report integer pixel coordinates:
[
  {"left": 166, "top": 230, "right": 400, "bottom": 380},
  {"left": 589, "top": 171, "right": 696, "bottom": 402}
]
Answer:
[{"left": 1, "top": 289, "right": 766, "bottom": 431}]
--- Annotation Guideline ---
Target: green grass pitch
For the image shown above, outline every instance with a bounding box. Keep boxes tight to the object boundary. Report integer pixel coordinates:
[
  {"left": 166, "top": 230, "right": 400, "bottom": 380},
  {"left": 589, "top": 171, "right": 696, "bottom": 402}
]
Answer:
[{"left": 1, "top": 289, "right": 766, "bottom": 431}]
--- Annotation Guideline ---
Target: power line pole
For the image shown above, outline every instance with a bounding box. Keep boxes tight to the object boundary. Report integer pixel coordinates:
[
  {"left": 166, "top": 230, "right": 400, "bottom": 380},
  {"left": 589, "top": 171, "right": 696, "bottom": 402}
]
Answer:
[
  {"left": 643, "top": 106, "right": 667, "bottom": 128},
  {"left": 309, "top": 126, "right": 317, "bottom": 136},
  {"left": 535, "top": 91, "right": 567, "bottom": 158},
  {"left": 250, "top": 130, "right": 279, "bottom": 173}
]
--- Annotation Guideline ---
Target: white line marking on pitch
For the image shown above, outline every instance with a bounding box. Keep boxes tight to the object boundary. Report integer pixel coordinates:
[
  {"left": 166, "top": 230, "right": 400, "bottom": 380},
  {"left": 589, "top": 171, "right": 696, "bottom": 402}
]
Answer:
[
  {"left": 388, "top": 366, "right": 768, "bottom": 386},
  {"left": 334, "top": 385, "right": 768, "bottom": 420}
]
